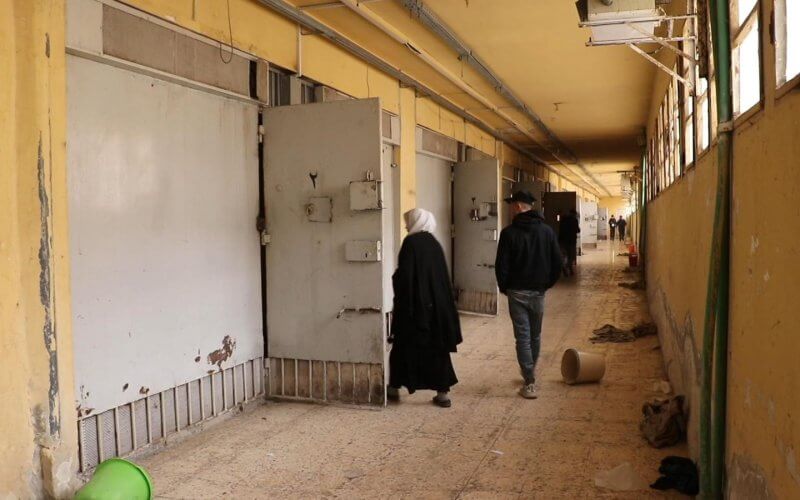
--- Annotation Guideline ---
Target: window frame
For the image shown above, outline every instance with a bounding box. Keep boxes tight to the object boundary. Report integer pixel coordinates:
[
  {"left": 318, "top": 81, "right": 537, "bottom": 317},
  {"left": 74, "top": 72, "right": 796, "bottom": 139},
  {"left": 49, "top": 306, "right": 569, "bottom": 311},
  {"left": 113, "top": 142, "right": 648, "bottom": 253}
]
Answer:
[
  {"left": 774, "top": 0, "right": 800, "bottom": 95},
  {"left": 730, "top": 0, "right": 763, "bottom": 118}
]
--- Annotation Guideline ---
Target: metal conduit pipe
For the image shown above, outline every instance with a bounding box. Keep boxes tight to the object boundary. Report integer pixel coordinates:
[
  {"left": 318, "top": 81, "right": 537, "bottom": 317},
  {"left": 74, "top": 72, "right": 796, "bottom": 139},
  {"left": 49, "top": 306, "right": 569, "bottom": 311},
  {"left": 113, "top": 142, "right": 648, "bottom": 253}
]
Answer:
[
  {"left": 700, "top": 0, "right": 732, "bottom": 496},
  {"left": 338, "top": 0, "right": 610, "bottom": 196},
  {"left": 400, "top": 0, "right": 612, "bottom": 197},
  {"left": 256, "top": 0, "right": 603, "bottom": 196}
]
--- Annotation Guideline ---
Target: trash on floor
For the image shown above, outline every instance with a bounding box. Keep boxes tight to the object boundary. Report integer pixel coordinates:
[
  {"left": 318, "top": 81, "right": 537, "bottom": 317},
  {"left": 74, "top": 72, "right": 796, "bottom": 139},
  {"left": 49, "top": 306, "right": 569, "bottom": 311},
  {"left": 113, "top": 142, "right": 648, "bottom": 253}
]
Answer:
[
  {"left": 618, "top": 280, "right": 645, "bottom": 290},
  {"left": 650, "top": 456, "right": 700, "bottom": 495},
  {"left": 594, "top": 462, "right": 649, "bottom": 491},
  {"left": 561, "top": 348, "right": 606, "bottom": 384},
  {"left": 616, "top": 252, "right": 631, "bottom": 256},
  {"left": 74, "top": 458, "right": 153, "bottom": 500},
  {"left": 590, "top": 322, "right": 657, "bottom": 343},
  {"left": 640, "top": 396, "right": 687, "bottom": 448},
  {"left": 344, "top": 469, "right": 365, "bottom": 480},
  {"left": 651, "top": 380, "right": 673, "bottom": 394},
  {"left": 490, "top": 450, "right": 505, "bottom": 456}
]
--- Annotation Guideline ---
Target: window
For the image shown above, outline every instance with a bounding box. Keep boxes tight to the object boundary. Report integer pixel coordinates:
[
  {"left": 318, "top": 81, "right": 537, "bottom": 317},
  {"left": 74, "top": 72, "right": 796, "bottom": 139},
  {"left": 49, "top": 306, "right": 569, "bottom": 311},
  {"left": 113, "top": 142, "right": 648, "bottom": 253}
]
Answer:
[
  {"left": 300, "top": 81, "right": 316, "bottom": 104},
  {"left": 682, "top": 33, "right": 696, "bottom": 166},
  {"left": 775, "top": 0, "right": 800, "bottom": 87},
  {"left": 697, "top": 74, "right": 710, "bottom": 150},
  {"left": 268, "top": 68, "right": 290, "bottom": 107},
  {"left": 731, "top": 0, "right": 761, "bottom": 115}
]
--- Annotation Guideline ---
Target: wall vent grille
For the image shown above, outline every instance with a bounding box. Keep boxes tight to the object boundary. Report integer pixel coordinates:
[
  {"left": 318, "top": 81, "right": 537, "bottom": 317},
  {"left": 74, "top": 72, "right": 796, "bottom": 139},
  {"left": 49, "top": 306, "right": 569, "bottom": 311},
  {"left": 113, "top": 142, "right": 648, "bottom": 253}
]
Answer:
[{"left": 78, "top": 357, "right": 265, "bottom": 472}]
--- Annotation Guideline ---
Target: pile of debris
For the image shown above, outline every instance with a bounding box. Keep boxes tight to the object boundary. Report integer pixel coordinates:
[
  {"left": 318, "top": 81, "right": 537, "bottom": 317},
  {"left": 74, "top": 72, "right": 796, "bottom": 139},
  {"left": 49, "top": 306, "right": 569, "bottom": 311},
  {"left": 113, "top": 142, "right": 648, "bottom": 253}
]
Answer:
[
  {"left": 618, "top": 280, "right": 645, "bottom": 290},
  {"left": 590, "top": 322, "right": 657, "bottom": 343},
  {"left": 640, "top": 395, "right": 687, "bottom": 448}
]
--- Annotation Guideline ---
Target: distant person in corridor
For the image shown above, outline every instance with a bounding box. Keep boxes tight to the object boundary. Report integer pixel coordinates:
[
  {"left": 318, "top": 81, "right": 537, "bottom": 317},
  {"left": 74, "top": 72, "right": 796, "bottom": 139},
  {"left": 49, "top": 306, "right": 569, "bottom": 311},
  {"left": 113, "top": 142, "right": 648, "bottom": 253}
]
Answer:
[
  {"left": 617, "top": 215, "right": 627, "bottom": 242},
  {"left": 558, "top": 209, "right": 580, "bottom": 276},
  {"left": 388, "top": 209, "right": 462, "bottom": 408},
  {"left": 495, "top": 191, "right": 562, "bottom": 399},
  {"left": 609, "top": 215, "right": 617, "bottom": 241}
]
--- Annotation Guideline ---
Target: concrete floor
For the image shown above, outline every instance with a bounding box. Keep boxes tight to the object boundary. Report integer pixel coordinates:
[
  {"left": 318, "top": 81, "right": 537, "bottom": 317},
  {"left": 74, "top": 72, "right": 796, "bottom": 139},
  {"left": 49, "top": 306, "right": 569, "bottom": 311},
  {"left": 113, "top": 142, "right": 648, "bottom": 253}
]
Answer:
[{"left": 139, "top": 241, "right": 688, "bottom": 499}]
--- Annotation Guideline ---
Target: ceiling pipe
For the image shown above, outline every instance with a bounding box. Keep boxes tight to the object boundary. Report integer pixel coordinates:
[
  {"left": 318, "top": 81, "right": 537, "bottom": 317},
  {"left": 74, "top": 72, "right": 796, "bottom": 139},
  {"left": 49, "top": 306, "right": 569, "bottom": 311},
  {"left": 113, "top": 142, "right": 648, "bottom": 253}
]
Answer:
[
  {"left": 255, "top": 0, "right": 602, "bottom": 196},
  {"left": 399, "top": 0, "right": 612, "bottom": 197},
  {"left": 336, "top": 0, "right": 608, "bottom": 196}
]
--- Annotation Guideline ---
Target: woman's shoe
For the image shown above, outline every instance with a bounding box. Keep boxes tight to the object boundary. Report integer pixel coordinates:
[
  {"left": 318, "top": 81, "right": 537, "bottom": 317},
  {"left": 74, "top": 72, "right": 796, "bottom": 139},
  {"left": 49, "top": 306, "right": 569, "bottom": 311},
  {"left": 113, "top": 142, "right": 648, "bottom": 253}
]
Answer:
[{"left": 432, "top": 392, "right": 451, "bottom": 408}]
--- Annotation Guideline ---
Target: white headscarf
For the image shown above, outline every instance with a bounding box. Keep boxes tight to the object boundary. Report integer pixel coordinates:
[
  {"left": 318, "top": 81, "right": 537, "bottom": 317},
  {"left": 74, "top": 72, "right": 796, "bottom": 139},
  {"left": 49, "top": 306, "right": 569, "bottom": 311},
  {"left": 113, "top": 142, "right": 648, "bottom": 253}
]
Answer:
[{"left": 405, "top": 208, "right": 437, "bottom": 235}]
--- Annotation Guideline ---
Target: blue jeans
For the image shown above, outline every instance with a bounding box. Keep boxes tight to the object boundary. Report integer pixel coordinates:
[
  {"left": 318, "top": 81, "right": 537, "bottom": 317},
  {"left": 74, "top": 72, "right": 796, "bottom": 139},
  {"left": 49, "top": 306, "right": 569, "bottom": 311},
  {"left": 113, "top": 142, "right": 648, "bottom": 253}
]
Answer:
[{"left": 507, "top": 290, "right": 545, "bottom": 384}]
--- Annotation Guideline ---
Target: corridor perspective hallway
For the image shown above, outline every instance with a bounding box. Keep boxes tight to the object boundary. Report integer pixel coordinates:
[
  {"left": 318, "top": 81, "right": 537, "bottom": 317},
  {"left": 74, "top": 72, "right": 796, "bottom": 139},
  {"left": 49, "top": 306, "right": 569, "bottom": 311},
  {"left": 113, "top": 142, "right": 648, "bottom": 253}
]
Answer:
[{"left": 139, "top": 242, "right": 687, "bottom": 499}]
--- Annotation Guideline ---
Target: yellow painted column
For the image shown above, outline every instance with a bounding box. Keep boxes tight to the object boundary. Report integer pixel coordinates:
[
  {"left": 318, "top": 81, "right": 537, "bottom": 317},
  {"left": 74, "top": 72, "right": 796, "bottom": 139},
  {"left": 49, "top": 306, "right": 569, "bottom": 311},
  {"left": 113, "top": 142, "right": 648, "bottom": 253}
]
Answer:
[
  {"left": 1, "top": 1, "right": 79, "bottom": 497},
  {"left": 398, "top": 87, "right": 417, "bottom": 236}
]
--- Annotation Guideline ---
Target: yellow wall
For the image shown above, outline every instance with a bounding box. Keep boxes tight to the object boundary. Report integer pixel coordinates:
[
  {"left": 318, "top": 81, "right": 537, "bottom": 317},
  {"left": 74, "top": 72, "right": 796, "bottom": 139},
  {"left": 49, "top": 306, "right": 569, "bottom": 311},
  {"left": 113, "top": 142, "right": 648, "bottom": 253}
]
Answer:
[
  {"left": 643, "top": 0, "right": 800, "bottom": 495},
  {"left": 1, "top": 1, "right": 79, "bottom": 498}
]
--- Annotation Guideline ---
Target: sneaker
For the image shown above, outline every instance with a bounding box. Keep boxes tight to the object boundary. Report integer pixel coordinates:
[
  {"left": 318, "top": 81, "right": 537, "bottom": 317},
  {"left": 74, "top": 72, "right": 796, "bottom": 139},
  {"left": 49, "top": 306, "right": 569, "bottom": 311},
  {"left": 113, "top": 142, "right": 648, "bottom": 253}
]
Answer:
[
  {"left": 432, "top": 394, "right": 451, "bottom": 408},
  {"left": 519, "top": 383, "right": 537, "bottom": 399}
]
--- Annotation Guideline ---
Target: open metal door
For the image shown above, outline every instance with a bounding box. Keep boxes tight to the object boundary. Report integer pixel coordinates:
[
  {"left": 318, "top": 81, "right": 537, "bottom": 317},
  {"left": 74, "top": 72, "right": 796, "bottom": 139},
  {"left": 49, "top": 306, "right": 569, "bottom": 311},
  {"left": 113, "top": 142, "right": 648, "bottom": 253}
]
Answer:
[
  {"left": 263, "top": 98, "right": 387, "bottom": 405},
  {"left": 453, "top": 158, "right": 501, "bottom": 315}
]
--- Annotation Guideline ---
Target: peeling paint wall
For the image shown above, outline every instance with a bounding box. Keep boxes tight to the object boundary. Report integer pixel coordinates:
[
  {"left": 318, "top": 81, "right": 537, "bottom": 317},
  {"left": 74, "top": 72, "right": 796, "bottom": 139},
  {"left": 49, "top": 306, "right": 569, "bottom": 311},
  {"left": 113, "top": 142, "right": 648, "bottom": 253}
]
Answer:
[
  {"left": 644, "top": 1, "right": 800, "bottom": 495},
  {"left": 0, "top": 1, "right": 79, "bottom": 498}
]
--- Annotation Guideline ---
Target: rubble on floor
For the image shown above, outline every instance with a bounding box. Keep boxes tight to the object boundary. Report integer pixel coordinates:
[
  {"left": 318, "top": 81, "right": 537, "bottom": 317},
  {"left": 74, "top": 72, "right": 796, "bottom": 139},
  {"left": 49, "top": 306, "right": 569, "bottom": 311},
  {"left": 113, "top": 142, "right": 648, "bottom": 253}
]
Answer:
[
  {"left": 590, "top": 322, "right": 657, "bottom": 343},
  {"left": 650, "top": 456, "right": 699, "bottom": 495},
  {"left": 640, "top": 395, "right": 687, "bottom": 448},
  {"left": 618, "top": 280, "right": 646, "bottom": 290},
  {"left": 594, "top": 462, "right": 649, "bottom": 491}
]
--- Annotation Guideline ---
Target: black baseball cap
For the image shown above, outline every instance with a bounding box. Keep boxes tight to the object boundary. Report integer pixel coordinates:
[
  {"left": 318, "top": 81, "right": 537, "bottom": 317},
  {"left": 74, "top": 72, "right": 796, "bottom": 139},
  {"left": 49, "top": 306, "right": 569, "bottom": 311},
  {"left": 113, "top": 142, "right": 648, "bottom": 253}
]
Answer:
[{"left": 504, "top": 190, "right": 536, "bottom": 204}]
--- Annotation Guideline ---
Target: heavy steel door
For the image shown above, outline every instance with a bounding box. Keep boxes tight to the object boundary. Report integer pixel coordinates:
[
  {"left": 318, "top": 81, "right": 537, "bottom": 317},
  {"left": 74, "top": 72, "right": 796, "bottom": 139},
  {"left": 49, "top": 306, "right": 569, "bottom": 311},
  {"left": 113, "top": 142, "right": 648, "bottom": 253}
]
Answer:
[
  {"left": 263, "top": 98, "right": 387, "bottom": 405},
  {"left": 416, "top": 153, "right": 454, "bottom": 272},
  {"left": 453, "top": 158, "right": 501, "bottom": 315}
]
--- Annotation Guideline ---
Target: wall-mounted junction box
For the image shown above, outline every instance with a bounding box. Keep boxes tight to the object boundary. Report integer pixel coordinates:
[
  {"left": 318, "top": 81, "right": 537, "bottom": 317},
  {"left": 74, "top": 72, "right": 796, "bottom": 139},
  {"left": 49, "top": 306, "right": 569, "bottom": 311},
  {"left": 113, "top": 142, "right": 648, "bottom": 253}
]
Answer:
[
  {"left": 349, "top": 180, "right": 383, "bottom": 211},
  {"left": 346, "top": 240, "right": 382, "bottom": 262},
  {"left": 306, "top": 196, "right": 332, "bottom": 222}
]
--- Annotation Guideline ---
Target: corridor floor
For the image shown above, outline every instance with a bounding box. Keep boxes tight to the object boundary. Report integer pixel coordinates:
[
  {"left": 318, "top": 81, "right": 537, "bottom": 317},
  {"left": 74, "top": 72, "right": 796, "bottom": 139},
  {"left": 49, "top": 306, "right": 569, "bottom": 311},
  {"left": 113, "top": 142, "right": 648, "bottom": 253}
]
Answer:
[{"left": 139, "top": 242, "right": 688, "bottom": 499}]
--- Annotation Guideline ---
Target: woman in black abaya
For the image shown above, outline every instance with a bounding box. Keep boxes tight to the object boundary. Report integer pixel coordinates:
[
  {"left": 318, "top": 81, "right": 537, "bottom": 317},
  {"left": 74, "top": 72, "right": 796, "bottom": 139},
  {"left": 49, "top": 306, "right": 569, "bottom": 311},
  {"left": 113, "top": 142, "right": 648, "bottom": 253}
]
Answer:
[{"left": 388, "top": 209, "right": 462, "bottom": 408}]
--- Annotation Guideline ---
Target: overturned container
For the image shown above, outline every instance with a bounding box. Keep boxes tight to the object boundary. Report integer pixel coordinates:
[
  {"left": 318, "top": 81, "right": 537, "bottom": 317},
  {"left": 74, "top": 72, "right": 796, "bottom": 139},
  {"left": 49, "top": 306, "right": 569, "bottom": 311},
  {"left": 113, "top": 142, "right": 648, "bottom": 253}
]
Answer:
[{"left": 561, "top": 348, "right": 606, "bottom": 385}]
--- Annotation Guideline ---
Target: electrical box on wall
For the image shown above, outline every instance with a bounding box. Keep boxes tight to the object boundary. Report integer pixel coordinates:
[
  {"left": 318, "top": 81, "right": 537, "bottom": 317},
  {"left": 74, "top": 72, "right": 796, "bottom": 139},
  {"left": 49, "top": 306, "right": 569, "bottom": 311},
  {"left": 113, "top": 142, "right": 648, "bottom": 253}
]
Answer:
[
  {"left": 345, "top": 240, "right": 382, "bottom": 262},
  {"left": 350, "top": 180, "right": 383, "bottom": 211},
  {"left": 306, "top": 196, "right": 332, "bottom": 222}
]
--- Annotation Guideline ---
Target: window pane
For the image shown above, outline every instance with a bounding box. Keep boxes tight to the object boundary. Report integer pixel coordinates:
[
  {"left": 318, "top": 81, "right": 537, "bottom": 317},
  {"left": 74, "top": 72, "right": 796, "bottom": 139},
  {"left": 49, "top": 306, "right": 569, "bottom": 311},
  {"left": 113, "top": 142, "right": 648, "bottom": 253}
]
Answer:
[
  {"left": 685, "top": 119, "right": 694, "bottom": 165},
  {"left": 700, "top": 97, "right": 710, "bottom": 150},
  {"left": 737, "top": 23, "right": 761, "bottom": 113},
  {"left": 738, "top": 0, "right": 758, "bottom": 25},
  {"left": 786, "top": 0, "right": 800, "bottom": 82}
]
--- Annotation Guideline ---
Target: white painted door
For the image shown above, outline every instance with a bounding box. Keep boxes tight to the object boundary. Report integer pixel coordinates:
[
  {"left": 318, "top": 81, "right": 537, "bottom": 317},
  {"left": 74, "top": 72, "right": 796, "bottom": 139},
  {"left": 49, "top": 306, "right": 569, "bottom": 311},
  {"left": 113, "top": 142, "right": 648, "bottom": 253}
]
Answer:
[
  {"left": 453, "top": 158, "right": 501, "bottom": 315},
  {"left": 67, "top": 56, "right": 262, "bottom": 415},
  {"left": 415, "top": 153, "right": 453, "bottom": 273},
  {"left": 263, "top": 98, "right": 387, "bottom": 405}
]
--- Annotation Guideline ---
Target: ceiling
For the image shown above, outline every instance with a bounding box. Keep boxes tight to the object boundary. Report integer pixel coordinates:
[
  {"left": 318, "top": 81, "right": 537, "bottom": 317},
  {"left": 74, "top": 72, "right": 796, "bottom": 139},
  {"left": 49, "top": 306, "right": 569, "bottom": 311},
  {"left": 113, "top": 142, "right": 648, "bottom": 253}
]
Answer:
[{"left": 289, "top": 0, "right": 657, "bottom": 196}]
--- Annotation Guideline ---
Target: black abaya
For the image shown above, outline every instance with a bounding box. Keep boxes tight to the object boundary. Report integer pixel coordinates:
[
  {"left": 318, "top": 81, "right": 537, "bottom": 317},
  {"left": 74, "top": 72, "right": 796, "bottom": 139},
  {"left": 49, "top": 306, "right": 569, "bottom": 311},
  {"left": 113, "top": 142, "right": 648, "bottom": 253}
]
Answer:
[{"left": 389, "top": 232, "right": 462, "bottom": 393}]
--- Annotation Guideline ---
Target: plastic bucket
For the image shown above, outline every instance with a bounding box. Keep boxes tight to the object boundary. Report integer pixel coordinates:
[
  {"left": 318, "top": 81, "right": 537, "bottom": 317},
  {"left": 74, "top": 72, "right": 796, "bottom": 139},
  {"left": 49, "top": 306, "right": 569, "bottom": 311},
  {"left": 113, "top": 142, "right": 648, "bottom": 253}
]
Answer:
[
  {"left": 561, "top": 348, "right": 606, "bottom": 385},
  {"left": 74, "top": 458, "right": 153, "bottom": 500},
  {"left": 629, "top": 253, "right": 639, "bottom": 267}
]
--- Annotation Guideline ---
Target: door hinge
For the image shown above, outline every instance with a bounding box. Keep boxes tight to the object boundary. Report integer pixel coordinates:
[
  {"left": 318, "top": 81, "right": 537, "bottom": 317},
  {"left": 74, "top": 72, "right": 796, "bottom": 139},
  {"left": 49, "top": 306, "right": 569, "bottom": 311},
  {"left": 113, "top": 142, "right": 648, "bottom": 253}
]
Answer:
[
  {"left": 258, "top": 124, "right": 265, "bottom": 144},
  {"left": 260, "top": 230, "right": 271, "bottom": 245}
]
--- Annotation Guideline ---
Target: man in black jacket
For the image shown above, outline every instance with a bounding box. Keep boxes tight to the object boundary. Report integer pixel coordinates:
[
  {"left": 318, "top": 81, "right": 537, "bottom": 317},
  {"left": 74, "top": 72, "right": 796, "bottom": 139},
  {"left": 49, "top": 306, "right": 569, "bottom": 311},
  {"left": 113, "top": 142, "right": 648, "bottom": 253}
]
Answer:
[{"left": 495, "top": 191, "right": 562, "bottom": 399}]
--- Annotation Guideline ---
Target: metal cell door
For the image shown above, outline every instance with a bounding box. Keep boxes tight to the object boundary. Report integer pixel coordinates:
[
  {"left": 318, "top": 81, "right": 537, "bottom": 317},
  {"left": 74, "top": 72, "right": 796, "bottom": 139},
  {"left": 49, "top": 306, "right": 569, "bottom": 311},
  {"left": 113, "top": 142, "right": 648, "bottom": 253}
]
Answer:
[
  {"left": 263, "top": 98, "right": 387, "bottom": 405},
  {"left": 453, "top": 157, "right": 501, "bottom": 315}
]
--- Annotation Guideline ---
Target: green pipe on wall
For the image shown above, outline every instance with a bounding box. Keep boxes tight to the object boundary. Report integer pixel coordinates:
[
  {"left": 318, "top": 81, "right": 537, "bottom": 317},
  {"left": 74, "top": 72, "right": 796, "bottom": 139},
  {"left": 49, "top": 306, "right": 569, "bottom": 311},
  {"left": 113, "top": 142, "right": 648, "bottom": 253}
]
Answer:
[{"left": 700, "top": 0, "right": 733, "bottom": 497}]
